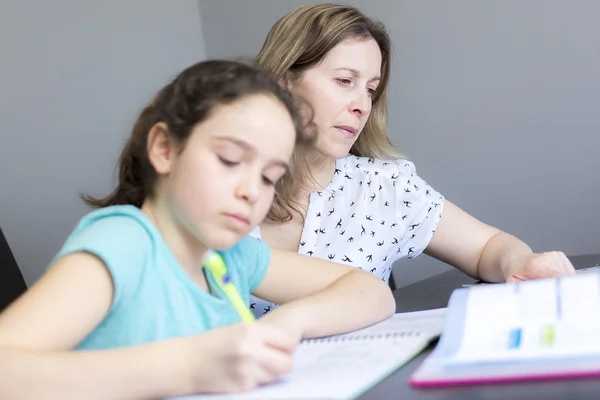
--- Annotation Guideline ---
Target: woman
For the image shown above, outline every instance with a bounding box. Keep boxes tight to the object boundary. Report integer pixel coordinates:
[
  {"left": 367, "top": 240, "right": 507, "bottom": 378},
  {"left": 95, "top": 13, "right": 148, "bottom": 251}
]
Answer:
[{"left": 249, "top": 3, "right": 575, "bottom": 316}]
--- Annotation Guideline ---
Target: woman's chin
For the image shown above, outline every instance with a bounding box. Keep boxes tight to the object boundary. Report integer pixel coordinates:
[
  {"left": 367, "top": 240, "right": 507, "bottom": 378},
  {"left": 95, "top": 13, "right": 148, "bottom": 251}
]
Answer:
[
  {"left": 322, "top": 147, "right": 352, "bottom": 160},
  {"left": 313, "top": 142, "right": 353, "bottom": 160}
]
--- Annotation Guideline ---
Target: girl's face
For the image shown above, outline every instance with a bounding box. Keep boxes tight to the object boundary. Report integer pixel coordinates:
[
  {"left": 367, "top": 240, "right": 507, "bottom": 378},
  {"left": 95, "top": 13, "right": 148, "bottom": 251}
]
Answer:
[
  {"left": 153, "top": 93, "right": 296, "bottom": 250},
  {"left": 289, "top": 37, "right": 382, "bottom": 160}
]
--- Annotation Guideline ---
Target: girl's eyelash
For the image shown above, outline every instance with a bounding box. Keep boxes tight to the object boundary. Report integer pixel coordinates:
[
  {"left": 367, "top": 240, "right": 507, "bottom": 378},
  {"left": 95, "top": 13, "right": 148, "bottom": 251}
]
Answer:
[
  {"left": 218, "top": 156, "right": 238, "bottom": 167},
  {"left": 218, "top": 155, "right": 277, "bottom": 185},
  {"left": 262, "top": 177, "right": 275, "bottom": 186}
]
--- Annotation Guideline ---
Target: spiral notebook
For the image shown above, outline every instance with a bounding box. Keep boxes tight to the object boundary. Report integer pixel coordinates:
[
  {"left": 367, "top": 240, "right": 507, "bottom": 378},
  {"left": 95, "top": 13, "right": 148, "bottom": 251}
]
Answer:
[{"left": 168, "top": 308, "right": 446, "bottom": 400}]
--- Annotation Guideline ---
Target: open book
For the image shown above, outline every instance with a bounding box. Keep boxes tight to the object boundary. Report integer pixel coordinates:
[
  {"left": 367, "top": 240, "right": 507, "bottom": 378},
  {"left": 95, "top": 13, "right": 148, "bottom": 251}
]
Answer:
[
  {"left": 169, "top": 308, "right": 446, "bottom": 400},
  {"left": 411, "top": 270, "right": 600, "bottom": 387},
  {"left": 461, "top": 264, "right": 600, "bottom": 287}
]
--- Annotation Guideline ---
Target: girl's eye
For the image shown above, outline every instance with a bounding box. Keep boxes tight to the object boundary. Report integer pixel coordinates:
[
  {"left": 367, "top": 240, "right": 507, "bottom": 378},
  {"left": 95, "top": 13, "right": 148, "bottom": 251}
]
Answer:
[
  {"left": 218, "top": 156, "right": 239, "bottom": 167},
  {"left": 262, "top": 176, "right": 275, "bottom": 186},
  {"left": 336, "top": 78, "right": 352, "bottom": 85},
  {"left": 367, "top": 88, "right": 377, "bottom": 98}
]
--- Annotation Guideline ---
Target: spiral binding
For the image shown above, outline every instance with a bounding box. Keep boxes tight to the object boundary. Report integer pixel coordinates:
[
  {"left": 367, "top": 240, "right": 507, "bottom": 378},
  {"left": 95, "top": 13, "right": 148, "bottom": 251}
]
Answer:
[{"left": 302, "top": 330, "right": 423, "bottom": 345}]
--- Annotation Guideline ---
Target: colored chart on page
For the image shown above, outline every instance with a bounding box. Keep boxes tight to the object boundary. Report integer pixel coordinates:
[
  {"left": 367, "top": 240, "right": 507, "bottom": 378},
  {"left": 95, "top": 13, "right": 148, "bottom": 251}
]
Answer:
[{"left": 451, "top": 274, "right": 600, "bottom": 364}]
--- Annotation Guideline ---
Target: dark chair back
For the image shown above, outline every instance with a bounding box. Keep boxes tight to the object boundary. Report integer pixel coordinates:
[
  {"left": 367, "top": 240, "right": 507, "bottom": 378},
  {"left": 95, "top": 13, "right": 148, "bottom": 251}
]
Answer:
[
  {"left": 0, "top": 226, "right": 27, "bottom": 311},
  {"left": 388, "top": 270, "right": 397, "bottom": 291}
]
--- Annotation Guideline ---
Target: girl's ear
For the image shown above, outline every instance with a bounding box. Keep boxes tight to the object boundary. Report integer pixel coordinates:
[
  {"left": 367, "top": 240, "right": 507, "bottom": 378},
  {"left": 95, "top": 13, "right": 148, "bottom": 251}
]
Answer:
[{"left": 147, "top": 122, "right": 177, "bottom": 174}]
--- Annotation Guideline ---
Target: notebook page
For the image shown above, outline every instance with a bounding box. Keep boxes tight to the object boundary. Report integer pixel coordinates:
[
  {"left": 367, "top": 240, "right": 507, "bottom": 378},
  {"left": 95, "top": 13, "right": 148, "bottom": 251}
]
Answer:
[
  {"left": 169, "top": 335, "right": 431, "bottom": 400},
  {"left": 451, "top": 273, "right": 600, "bottom": 364},
  {"left": 168, "top": 309, "right": 446, "bottom": 400}
]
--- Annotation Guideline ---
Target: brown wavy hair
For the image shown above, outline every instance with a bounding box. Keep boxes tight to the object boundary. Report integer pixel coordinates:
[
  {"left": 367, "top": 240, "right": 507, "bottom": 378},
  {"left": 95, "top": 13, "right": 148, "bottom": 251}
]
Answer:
[
  {"left": 256, "top": 3, "right": 401, "bottom": 223},
  {"left": 82, "top": 59, "right": 314, "bottom": 208}
]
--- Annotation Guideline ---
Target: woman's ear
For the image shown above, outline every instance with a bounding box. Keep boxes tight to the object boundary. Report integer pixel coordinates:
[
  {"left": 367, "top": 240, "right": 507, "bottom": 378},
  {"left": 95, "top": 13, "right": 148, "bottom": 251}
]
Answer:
[
  {"left": 147, "top": 122, "right": 176, "bottom": 174},
  {"left": 280, "top": 71, "right": 295, "bottom": 92}
]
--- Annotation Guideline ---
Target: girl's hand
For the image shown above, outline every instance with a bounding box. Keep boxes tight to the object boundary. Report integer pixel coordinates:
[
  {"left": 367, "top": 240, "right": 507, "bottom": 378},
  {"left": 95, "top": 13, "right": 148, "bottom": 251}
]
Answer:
[{"left": 186, "top": 322, "right": 299, "bottom": 394}]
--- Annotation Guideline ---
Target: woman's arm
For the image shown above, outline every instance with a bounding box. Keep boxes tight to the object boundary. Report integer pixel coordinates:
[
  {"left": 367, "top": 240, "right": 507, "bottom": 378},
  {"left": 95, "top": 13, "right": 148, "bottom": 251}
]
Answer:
[
  {"left": 252, "top": 248, "right": 395, "bottom": 339},
  {"left": 425, "top": 200, "right": 575, "bottom": 282}
]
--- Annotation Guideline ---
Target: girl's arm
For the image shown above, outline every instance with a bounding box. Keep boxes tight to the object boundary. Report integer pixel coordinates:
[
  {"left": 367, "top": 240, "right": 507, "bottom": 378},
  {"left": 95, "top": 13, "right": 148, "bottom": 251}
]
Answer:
[
  {"left": 252, "top": 248, "right": 395, "bottom": 339},
  {"left": 0, "top": 253, "right": 295, "bottom": 399},
  {"left": 0, "top": 253, "right": 192, "bottom": 399},
  {"left": 0, "top": 339, "right": 193, "bottom": 400}
]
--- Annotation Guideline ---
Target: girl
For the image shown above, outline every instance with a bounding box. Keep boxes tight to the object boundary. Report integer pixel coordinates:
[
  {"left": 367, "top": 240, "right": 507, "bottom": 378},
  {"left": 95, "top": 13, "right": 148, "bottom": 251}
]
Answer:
[
  {"left": 0, "top": 60, "right": 395, "bottom": 399},
  {"left": 249, "top": 3, "right": 576, "bottom": 316}
]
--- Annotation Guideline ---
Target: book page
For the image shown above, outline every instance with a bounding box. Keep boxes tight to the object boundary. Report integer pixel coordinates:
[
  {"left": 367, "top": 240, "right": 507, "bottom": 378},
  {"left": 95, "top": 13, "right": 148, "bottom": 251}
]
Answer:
[
  {"left": 451, "top": 273, "right": 600, "bottom": 364},
  {"left": 461, "top": 264, "right": 600, "bottom": 287}
]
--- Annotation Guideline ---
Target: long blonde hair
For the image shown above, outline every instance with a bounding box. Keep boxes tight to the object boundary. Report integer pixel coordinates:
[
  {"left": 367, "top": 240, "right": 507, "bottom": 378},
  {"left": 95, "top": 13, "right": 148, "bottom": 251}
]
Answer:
[{"left": 256, "top": 3, "right": 401, "bottom": 223}]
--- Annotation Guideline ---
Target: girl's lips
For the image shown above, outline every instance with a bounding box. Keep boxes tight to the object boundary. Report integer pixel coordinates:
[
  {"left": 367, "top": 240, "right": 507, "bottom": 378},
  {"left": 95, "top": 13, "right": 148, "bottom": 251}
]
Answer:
[{"left": 224, "top": 213, "right": 250, "bottom": 228}]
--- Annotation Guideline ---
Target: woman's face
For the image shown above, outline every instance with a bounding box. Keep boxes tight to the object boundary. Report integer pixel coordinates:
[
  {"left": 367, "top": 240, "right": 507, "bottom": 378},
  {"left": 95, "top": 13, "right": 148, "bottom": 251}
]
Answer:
[{"left": 289, "top": 37, "right": 382, "bottom": 160}]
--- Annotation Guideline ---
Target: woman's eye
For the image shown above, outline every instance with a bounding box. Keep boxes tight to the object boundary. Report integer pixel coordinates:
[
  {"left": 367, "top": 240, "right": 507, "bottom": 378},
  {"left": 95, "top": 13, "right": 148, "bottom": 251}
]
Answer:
[{"left": 336, "top": 78, "right": 352, "bottom": 85}]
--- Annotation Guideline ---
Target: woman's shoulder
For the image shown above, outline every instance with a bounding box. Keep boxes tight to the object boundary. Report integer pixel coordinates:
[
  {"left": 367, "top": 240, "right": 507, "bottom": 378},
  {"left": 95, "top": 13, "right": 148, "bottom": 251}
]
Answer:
[
  {"left": 339, "top": 155, "right": 417, "bottom": 178},
  {"left": 336, "top": 155, "right": 443, "bottom": 204}
]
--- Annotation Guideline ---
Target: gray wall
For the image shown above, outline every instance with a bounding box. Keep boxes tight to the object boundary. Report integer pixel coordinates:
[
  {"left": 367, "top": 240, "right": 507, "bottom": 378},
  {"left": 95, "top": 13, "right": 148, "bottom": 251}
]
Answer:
[
  {"left": 0, "top": 0, "right": 206, "bottom": 285},
  {"left": 199, "top": 0, "right": 600, "bottom": 286}
]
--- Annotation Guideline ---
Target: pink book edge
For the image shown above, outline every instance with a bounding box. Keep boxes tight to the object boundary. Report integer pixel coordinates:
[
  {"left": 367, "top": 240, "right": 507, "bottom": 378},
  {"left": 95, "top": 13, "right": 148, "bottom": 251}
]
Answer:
[{"left": 409, "top": 365, "right": 600, "bottom": 388}]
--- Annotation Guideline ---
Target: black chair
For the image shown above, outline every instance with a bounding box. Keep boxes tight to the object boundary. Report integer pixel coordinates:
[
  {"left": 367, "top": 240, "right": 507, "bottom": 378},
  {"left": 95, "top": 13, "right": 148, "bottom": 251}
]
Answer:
[
  {"left": 0, "top": 225, "right": 27, "bottom": 312},
  {"left": 388, "top": 270, "right": 397, "bottom": 291}
]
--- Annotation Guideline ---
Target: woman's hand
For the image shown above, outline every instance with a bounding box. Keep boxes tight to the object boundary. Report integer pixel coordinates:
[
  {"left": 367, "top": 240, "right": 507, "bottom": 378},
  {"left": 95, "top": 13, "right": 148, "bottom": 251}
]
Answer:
[{"left": 503, "top": 251, "right": 576, "bottom": 282}]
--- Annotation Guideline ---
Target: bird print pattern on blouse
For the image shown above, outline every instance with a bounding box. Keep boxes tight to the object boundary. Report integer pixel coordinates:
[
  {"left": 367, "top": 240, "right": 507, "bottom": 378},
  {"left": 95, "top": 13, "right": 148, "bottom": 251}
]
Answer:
[{"left": 248, "top": 154, "right": 445, "bottom": 317}]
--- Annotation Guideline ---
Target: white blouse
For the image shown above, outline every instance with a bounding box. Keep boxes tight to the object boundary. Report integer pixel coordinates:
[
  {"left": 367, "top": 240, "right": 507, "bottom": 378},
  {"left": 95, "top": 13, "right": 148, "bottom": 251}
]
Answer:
[{"left": 249, "top": 155, "right": 445, "bottom": 317}]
